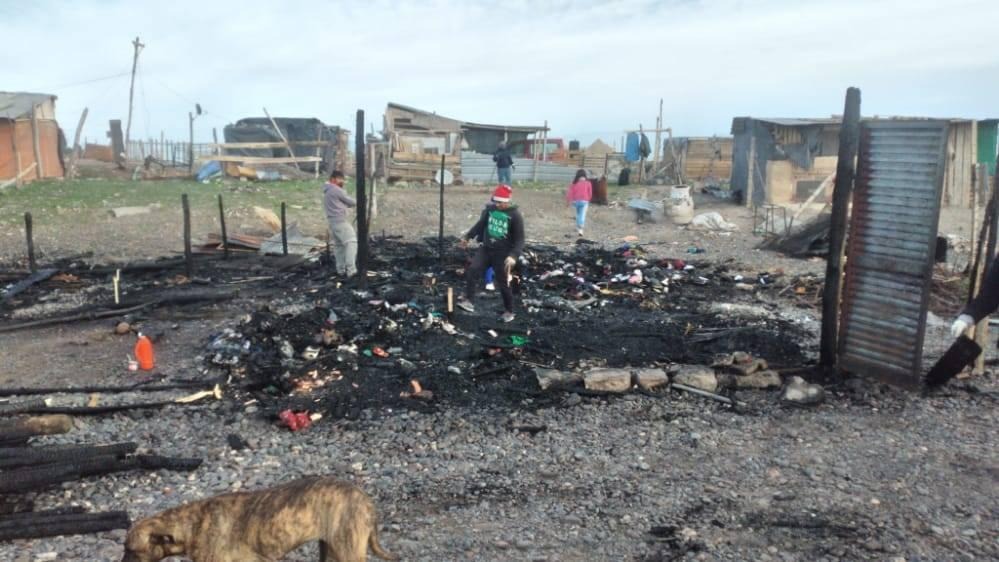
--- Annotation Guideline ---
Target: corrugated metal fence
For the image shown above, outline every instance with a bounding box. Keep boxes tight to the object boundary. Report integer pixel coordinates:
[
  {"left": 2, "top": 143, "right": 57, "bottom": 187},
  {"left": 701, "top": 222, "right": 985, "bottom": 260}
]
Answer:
[
  {"left": 461, "top": 152, "right": 578, "bottom": 183},
  {"left": 838, "top": 120, "right": 949, "bottom": 387}
]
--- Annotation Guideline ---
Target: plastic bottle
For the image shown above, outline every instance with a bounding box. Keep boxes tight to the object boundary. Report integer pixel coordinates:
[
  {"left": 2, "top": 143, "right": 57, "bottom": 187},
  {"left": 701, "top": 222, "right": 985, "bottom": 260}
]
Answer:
[{"left": 134, "top": 333, "right": 155, "bottom": 371}]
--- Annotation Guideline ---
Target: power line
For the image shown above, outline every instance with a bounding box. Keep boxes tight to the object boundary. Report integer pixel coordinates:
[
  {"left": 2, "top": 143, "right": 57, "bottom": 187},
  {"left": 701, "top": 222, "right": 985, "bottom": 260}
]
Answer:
[{"left": 43, "top": 71, "right": 132, "bottom": 91}]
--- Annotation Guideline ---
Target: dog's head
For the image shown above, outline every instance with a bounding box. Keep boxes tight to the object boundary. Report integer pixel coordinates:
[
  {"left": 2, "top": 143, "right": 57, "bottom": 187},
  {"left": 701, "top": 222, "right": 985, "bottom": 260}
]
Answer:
[{"left": 121, "top": 517, "right": 186, "bottom": 562}]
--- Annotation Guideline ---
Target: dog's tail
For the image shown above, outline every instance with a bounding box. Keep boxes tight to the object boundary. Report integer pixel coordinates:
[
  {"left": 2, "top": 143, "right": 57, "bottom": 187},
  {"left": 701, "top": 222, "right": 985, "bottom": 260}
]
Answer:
[{"left": 369, "top": 526, "right": 399, "bottom": 561}]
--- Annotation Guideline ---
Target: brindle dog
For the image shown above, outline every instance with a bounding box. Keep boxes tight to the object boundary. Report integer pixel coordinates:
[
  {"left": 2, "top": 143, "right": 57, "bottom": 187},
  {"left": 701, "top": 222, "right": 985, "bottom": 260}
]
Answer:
[{"left": 121, "top": 476, "right": 398, "bottom": 562}]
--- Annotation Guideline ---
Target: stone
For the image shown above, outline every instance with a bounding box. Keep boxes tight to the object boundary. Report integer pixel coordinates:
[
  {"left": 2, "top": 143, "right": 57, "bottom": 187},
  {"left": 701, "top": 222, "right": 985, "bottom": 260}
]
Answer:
[
  {"left": 583, "top": 368, "right": 632, "bottom": 393},
  {"left": 633, "top": 368, "right": 669, "bottom": 390},
  {"left": 783, "top": 376, "right": 825, "bottom": 405},
  {"left": 734, "top": 369, "right": 782, "bottom": 389},
  {"left": 535, "top": 368, "right": 582, "bottom": 390},
  {"left": 671, "top": 365, "right": 718, "bottom": 393},
  {"left": 113, "top": 321, "right": 131, "bottom": 335}
]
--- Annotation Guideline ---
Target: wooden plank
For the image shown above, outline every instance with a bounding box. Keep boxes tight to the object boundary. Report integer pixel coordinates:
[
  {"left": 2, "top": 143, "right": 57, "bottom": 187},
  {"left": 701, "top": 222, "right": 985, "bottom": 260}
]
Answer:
[
  {"left": 30, "top": 105, "right": 43, "bottom": 178},
  {"left": 194, "top": 155, "right": 321, "bottom": 164},
  {"left": 9, "top": 120, "right": 22, "bottom": 187},
  {"left": 262, "top": 107, "right": 296, "bottom": 160},
  {"left": 213, "top": 141, "right": 332, "bottom": 149},
  {"left": 821, "top": 87, "right": 861, "bottom": 368},
  {"left": 0, "top": 163, "right": 37, "bottom": 190}
]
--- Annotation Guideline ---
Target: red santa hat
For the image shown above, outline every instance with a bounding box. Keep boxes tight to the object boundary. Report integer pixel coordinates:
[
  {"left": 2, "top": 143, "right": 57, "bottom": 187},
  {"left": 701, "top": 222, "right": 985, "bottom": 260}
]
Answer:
[{"left": 492, "top": 184, "right": 513, "bottom": 202}]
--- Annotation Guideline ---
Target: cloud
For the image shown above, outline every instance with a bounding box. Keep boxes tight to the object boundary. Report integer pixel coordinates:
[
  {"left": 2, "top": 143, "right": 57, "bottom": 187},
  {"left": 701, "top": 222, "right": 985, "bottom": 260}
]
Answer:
[{"left": 1, "top": 0, "right": 996, "bottom": 147}]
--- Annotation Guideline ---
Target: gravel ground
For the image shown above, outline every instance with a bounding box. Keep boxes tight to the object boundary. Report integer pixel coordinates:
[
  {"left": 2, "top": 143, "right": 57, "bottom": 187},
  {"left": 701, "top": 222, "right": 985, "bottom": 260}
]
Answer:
[
  {"left": 1, "top": 359, "right": 996, "bottom": 561},
  {"left": 2, "top": 185, "right": 997, "bottom": 561}
]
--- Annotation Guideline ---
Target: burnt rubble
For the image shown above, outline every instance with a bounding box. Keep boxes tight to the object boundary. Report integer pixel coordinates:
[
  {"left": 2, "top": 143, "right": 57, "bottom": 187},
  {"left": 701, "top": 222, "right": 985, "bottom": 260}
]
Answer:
[{"left": 202, "top": 239, "right": 809, "bottom": 421}]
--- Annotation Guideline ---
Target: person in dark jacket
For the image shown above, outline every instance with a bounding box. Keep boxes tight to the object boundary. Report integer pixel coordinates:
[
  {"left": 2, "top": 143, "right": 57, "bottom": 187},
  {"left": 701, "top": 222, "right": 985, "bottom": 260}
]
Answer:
[
  {"left": 457, "top": 184, "right": 524, "bottom": 322},
  {"left": 493, "top": 142, "right": 514, "bottom": 186},
  {"left": 951, "top": 256, "right": 999, "bottom": 337}
]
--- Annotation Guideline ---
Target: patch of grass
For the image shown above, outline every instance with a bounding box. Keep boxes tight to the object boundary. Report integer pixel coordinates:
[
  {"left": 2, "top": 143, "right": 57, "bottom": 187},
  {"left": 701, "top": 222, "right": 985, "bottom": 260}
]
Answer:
[{"left": 0, "top": 177, "right": 351, "bottom": 226}]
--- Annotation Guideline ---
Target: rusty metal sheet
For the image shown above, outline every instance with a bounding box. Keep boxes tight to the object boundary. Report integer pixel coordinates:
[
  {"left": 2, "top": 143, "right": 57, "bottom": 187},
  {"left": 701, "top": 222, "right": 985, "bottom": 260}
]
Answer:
[{"left": 838, "top": 120, "right": 949, "bottom": 388}]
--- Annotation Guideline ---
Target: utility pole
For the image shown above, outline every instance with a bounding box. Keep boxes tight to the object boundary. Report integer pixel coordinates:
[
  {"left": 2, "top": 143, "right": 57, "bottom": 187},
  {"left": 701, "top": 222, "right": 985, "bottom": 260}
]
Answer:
[
  {"left": 653, "top": 98, "right": 663, "bottom": 172},
  {"left": 125, "top": 36, "right": 145, "bottom": 148}
]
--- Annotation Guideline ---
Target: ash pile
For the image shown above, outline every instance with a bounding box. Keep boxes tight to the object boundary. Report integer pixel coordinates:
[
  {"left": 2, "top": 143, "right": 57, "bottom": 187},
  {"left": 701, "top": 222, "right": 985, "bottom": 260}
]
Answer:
[{"left": 202, "top": 239, "right": 810, "bottom": 424}]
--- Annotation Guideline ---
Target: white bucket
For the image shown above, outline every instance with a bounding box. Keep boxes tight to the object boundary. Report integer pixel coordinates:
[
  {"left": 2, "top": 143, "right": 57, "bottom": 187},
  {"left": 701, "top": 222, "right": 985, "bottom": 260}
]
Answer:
[{"left": 668, "top": 185, "right": 694, "bottom": 225}]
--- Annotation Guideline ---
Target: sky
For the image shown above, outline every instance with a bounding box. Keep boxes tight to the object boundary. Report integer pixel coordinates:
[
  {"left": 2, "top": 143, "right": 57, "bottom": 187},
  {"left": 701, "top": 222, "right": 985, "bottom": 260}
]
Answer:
[{"left": 2, "top": 0, "right": 997, "bottom": 148}]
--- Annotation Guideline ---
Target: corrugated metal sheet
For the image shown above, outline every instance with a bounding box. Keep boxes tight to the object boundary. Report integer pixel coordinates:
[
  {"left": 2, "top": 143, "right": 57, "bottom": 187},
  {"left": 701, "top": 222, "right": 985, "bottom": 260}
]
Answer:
[
  {"left": 461, "top": 152, "right": 577, "bottom": 183},
  {"left": 978, "top": 119, "right": 998, "bottom": 176},
  {"left": 838, "top": 120, "right": 948, "bottom": 388}
]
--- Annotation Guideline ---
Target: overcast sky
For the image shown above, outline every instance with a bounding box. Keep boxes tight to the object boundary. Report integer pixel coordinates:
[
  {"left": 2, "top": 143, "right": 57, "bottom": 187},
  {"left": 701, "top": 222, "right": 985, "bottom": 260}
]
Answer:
[{"left": 2, "top": 0, "right": 997, "bottom": 148}]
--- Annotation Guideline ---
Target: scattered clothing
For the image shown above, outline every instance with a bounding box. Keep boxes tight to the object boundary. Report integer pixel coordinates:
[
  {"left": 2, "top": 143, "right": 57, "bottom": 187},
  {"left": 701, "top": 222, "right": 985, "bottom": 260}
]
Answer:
[
  {"left": 625, "top": 132, "right": 641, "bottom": 162},
  {"left": 639, "top": 133, "right": 652, "bottom": 159},
  {"left": 962, "top": 255, "right": 999, "bottom": 322}
]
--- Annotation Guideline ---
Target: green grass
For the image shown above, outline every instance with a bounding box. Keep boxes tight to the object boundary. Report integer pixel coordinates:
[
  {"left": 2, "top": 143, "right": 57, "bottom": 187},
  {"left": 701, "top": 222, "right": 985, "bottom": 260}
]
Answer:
[{"left": 0, "top": 177, "right": 357, "bottom": 226}]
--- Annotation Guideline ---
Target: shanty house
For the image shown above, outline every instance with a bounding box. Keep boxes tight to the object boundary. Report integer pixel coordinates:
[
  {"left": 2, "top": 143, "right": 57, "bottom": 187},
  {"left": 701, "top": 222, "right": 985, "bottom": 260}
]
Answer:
[
  {"left": 731, "top": 116, "right": 995, "bottom": 208},
  {"left": 462, "top": 122, "right": 545, "bottom": 155},
  {"left": 0, "top": 92, "right": 64, "bottom": 185},
  {"left": 382, "top": 103, "right": 464, "bottom": 182},
  {"left": 730, "top": 117, "right": 842, "bottom": 207},
  {"left": 662, "top": 136, "right": 734, "bottom": 184},
  {"left": 381, "top": 102, "right": 550, "bottom": 183}
]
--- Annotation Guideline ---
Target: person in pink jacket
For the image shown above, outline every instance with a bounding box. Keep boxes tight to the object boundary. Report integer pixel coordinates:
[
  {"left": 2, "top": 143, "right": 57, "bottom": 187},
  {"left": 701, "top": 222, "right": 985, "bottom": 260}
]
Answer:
[{"left": 566, "top": 169, "right": 592, "bottom": 236}]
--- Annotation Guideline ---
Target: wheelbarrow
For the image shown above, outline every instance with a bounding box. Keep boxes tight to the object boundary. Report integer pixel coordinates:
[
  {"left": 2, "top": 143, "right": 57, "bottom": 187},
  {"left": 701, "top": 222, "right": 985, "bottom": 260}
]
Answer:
[{"left": 627, "top": 198, "right": 658, "bottom": 224}]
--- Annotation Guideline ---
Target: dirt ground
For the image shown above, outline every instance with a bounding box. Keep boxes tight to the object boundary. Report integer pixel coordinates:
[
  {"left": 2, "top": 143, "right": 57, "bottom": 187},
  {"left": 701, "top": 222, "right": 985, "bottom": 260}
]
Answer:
[{"left": 1, "top": 179, "right": 996, "bottom": 561}]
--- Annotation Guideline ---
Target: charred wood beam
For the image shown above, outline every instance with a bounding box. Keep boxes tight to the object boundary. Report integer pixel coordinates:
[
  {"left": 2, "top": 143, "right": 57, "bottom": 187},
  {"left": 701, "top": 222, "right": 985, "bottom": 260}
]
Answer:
[
  {"left": 0, "top": 398, "right": 49, "bottom": 416},
  {"left": 0, "top": 510, "right": 130, "bottom": 542},
  {"left": 0, "top": 380, "right": 209, "bottom": 398},
  {"left": 0, "top": 454, "right": 202, "bottom": 494},
  {"left": 1, "top": 268, "right": 57, "bottom": 301},
  {"left": 0, "top": 442, "right": 138, "bottom": 469},
  {"left": 0, "top": 292, "right": 235, "bottom": 334},
  {"left": 12, "top": 397, "right": 215, "bottom": 416},
  {"left": 820, "top": 87, "right": 861, "bottom": 367},
  {"left": 0, "top": 496, "right": 34, "bottom": 516}
]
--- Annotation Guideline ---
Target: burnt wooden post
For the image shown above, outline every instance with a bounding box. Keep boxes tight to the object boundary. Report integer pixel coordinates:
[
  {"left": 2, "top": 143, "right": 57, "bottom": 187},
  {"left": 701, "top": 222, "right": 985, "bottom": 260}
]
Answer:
[
  {"left": 188, "top": 112, "right": 195, "bottom": 175},
  {"left": 24, "top": 212, "right": 36, "bottom": 272},
  {"left": 439, "top": 154, "right": 446, "bottom": 267},
  {"left": 820, "top": 87, "right": 861, "bottom": 368},
  {"left": 181, "top": 194, "right": 192, "bottom": 277},
  {"left": 355, "top": 110, "right": 369, "bottom": 287},
  {"left": 280, "top": 202, "right": 288, "bottom": 255},
  {"left": 109, "top": 120, "right": 125, "bottom": 168},
  {"left": 217, "top": 194, "right": 229, "bottom": 259}
]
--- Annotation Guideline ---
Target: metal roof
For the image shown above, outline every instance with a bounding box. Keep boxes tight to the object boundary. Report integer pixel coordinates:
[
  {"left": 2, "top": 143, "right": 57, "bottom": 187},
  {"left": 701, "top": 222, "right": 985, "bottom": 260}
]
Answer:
[
  {"left": 387, "top": 102, "right": 545, "bottom": 132},
  {"left": 462, "top": 122, "right": 547, "bottom": 133},
  {"left": 752, "top": 117, "right": 843, "bottom": 127},
  {"left": 0, "top": 91, "right": 56, "bottom": 119}
]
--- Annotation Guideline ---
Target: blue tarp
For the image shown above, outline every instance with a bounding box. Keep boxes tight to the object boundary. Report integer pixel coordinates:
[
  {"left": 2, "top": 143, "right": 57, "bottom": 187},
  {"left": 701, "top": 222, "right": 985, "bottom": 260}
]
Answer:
[
  {"left": 195, "top": 160, "right": 222, "bottom": 182},
  {"left": 625, "top": 132, "right": 641, "bottom": 162}
]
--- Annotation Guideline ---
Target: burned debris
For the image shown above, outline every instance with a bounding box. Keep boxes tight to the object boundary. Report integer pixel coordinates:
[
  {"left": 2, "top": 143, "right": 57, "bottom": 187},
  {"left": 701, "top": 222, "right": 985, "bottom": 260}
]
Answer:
[{"left": 197, "top": 238, "right": 809, "bottom": 424}]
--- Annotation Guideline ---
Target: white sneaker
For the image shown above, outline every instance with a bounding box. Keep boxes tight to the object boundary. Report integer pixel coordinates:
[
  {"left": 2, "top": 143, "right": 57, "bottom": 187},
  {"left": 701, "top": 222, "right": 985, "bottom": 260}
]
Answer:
[
  {"left": 577, "top": 229, "right": 584, "bottom": 237},
  {"left": 457, "top": 299, "right": 475, "bottom": 313},
  {"left": 485, "top": 282, "right": 496, "bottom": 291},
  {"left": 500, "top": 311, "right": 516, "bottom": 323}
]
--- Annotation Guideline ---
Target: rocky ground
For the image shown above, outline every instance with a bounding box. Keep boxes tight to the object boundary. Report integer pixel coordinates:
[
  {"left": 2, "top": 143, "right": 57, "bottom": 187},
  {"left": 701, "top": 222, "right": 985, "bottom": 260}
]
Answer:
[{"left": 1, "top": 184, "right": 997, "bottom": 561}]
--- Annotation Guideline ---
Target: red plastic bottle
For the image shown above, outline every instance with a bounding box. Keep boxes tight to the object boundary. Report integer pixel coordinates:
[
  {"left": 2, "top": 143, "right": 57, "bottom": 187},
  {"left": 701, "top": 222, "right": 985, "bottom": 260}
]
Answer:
[{"left": 134, "top": 333, "right": 155, "bottom": 371}]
